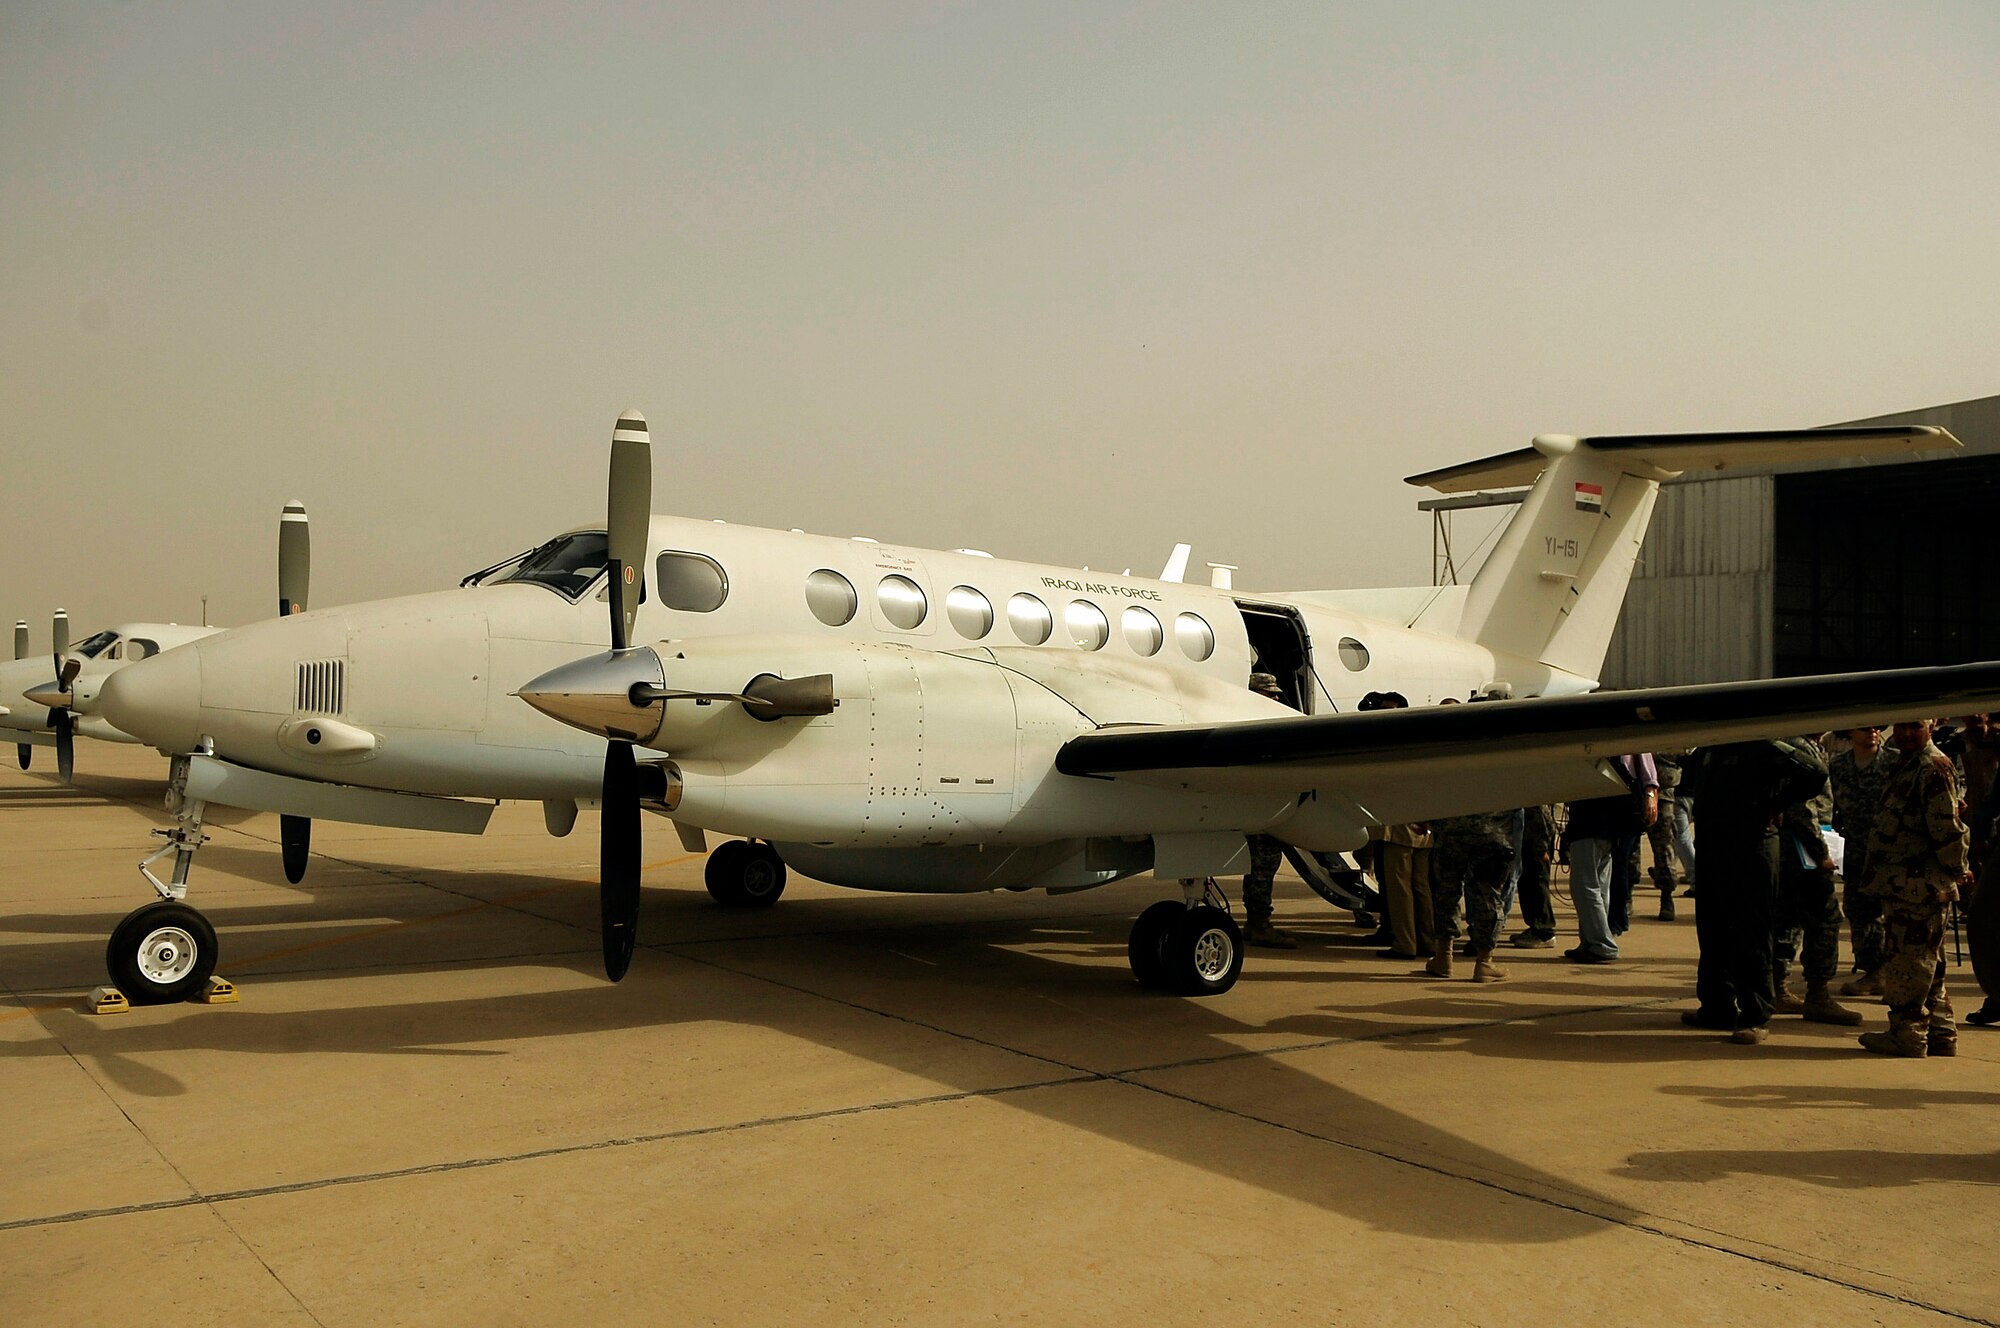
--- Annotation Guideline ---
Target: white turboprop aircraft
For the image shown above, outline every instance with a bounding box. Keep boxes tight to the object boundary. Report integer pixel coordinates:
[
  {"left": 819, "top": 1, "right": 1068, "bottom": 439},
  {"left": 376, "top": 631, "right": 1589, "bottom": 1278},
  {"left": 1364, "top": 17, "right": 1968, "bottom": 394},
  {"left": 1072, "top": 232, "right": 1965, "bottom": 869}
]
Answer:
[
  {"left": 2, "top": 503, "right": 311, "bottom": 782},
  {"left": 92, "top": 415, "right": 2000, "bottom": 1005}
]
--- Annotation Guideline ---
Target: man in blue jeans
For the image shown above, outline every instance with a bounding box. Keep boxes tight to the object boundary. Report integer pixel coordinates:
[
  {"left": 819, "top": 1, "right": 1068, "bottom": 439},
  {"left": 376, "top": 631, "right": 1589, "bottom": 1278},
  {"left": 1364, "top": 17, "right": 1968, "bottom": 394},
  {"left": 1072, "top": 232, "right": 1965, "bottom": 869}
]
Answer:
[{"left": 1563, "top": 753, "right": 1660, "bottom": 963}]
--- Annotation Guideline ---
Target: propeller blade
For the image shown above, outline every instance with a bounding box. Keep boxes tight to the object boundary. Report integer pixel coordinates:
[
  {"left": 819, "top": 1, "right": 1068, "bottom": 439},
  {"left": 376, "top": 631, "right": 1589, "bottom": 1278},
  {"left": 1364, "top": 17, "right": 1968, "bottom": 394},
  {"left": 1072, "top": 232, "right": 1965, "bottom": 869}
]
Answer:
[
  {"left": 54, "top": 712, "right": 73, "bottom": 784},
  {"left": 600, "top": 740, "right": 641, "bottom": 981},
  {"left": 51, "top": 608, "right": 67, "bottom": 681},
  {"left": 607, "top": 412, "right": 651, "bottom": 652},
  {"left": 13, "top": 620, "right": 25, "bottom": 662},
  {"left": 279, "top": 500, "right": 310, "bottom": 616}
]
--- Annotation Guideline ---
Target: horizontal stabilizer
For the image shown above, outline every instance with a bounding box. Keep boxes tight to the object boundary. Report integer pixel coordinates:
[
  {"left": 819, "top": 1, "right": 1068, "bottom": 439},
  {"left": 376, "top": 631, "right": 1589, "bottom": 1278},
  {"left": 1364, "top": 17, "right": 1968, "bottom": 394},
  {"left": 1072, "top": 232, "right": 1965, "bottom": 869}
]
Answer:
[{"left": 1406, "top": 426, "right": 1952, "bottom": 495}]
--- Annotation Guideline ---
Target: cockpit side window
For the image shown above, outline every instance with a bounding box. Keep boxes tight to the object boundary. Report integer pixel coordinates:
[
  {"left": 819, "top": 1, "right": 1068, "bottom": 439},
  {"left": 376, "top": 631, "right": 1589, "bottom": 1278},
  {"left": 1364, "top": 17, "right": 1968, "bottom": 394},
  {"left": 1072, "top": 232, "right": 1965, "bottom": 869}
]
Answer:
[
  {"left": 72, "top": 630, "right": 118, "bottom": 659},
  {"left": 491, "top": 532, "right": 611, "bottom": 600}
]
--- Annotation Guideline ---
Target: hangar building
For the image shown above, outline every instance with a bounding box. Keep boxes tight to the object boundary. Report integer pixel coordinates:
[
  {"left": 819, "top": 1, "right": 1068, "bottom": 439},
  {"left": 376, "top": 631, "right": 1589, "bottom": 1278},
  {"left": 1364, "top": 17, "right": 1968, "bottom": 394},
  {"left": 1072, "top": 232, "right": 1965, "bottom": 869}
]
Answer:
[{"left": 1597, "top": 394, "right": 2000, "bottom": 689}]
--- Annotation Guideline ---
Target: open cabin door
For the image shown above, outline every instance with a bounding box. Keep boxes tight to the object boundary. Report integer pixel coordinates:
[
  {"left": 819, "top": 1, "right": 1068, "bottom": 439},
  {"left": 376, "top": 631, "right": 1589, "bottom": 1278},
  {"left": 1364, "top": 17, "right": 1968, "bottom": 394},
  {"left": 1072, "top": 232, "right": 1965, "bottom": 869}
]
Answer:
[{"left": 1233, "top": 600, "right": 1315, "bottom": 714}]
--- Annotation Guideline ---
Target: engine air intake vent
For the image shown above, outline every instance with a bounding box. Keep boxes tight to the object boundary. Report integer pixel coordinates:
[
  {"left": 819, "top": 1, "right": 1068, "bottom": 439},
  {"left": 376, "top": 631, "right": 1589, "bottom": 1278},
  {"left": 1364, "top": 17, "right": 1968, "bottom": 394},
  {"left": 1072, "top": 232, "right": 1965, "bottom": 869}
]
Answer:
[{"left": 295, "top": 659, "right": 346, "bottom": 715}]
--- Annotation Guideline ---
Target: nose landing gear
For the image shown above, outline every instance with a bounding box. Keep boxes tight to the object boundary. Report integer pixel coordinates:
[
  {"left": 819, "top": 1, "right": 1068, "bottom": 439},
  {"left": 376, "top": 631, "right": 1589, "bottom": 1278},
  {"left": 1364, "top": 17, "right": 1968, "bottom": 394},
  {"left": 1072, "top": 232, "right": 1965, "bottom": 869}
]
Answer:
[
  {"left": 103, "top": 750, "right": 225, "bottom": 1005},
  {"left": 1127, "top": 878, "right": 1245, "bottom": 997}
]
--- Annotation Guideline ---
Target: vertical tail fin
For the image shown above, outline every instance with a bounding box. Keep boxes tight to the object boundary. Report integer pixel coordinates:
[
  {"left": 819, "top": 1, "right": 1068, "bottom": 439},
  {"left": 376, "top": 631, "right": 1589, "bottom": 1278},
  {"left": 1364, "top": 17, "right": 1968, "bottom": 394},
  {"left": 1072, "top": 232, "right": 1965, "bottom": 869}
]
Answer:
[{"left": 1407, "top": 426, "right": 1955, "bottom": 683}]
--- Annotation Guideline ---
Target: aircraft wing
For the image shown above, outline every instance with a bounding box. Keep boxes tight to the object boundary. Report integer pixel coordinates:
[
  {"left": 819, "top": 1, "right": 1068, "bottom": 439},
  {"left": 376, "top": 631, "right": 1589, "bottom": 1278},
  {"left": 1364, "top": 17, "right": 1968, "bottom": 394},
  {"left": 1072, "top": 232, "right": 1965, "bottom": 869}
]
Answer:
[{"left": 1054, "top": 660, "right": 2000, "bottom": 830}]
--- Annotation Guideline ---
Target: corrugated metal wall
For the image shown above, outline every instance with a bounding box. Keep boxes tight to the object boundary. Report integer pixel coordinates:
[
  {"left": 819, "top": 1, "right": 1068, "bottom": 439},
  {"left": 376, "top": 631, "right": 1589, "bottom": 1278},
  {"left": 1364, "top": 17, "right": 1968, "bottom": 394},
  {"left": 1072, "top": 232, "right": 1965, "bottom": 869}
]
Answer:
[{"left": 1599, "top": 475, "right": 1773, "bottom": 688}]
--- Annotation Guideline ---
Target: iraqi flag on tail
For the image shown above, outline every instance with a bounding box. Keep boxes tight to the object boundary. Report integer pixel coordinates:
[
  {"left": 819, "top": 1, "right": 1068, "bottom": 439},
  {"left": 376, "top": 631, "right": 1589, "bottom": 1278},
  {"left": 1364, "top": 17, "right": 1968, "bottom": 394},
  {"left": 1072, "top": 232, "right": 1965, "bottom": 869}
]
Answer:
[{"left": 1574, "top": 482, "right": 1603, "bottom": 513}]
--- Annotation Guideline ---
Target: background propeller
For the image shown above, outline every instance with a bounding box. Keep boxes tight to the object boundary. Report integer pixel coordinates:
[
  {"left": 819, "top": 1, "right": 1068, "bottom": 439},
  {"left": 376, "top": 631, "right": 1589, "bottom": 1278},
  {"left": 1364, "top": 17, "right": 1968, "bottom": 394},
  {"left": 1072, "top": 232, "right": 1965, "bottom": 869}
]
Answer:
[
  {"left": 599, "top": 411, "right": 651, "bottom": 981},
  {"left": 49, "top": 608, "right": 74, "bottom": 782},
  {"left": 13, "top": 619, "right": 29, "bottom": 770}
]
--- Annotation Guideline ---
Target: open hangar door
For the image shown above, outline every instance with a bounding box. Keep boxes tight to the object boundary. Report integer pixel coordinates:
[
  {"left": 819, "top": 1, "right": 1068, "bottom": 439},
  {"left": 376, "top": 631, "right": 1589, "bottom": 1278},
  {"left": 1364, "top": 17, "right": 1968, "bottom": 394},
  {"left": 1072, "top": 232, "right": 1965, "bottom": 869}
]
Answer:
[{"left": 1774, "top": 453, "right": 2000, "bottom": 677}]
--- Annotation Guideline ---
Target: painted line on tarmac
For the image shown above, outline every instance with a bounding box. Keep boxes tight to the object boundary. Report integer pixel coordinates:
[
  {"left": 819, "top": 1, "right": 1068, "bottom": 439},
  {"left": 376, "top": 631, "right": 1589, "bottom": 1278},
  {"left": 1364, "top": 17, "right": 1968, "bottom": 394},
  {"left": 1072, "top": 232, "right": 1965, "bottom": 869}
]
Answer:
[{"left": 0, "top": 1073, "right": 1101, "bottom": 1235}]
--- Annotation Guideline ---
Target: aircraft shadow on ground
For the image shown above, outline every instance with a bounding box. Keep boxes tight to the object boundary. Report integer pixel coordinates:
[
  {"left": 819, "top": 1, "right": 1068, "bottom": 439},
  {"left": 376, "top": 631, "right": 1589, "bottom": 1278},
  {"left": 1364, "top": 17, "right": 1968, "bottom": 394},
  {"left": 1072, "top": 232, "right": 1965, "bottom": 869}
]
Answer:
[
  {"left": 2, "top": 872, "right": 1645, "bottom": 1243},
  {"left": 1612, "top": 1146, "right": 2000, "bottom": 1190}
]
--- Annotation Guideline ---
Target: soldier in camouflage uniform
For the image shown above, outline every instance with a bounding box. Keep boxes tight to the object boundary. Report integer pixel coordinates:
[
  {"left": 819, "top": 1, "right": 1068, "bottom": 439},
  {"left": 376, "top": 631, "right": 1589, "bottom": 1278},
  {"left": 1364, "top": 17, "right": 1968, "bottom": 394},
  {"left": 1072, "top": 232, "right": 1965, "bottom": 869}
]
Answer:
[
  {"left": 1857, "top": 719, "right": 1970, "bottom": 1058},
  {"left": 1510, "top": 805, "right": 1559, "bottom": 947},
  {"left": 1240, "top": 673, "right": 1300, "bottom": 949},
  {"left": 1648, "top": 751, "right": 1693, "bottom": 920},
  {"left": 1427, "top": 808, "right": 1517, "bottom": 981},
  {"left": 1828, "top": 727, "right": 1897, "bottom": 995},
  {"left": 1770, "top": 736, "right": 1862, "bottom": 1025}
]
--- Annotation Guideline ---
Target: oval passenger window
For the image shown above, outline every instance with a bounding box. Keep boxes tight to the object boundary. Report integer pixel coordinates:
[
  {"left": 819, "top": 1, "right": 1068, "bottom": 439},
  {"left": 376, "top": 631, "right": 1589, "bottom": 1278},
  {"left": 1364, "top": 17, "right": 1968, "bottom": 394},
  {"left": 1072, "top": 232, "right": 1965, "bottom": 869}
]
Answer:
[
  {"left": 655, "top": 551, "right": 729, "bottom": 612},
  {"left": 878, "top": 575, "right": 928, "bottom": 630},
  {"left": 806, "top": 569, "right": 857, "bottom": 626},
  {"left": 947, "top": 586, "right": 993, "bottom": 639}
]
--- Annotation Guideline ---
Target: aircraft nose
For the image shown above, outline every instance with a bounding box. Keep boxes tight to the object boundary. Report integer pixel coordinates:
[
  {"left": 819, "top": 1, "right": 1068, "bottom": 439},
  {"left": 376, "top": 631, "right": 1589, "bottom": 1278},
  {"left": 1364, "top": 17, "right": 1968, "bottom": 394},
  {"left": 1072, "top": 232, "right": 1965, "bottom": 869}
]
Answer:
[
  {"left": 99, "top": 645, "right": 203, "bottom": 753},
  {"left": 516, "top": 648, "right": 665, "bottom": 744}
]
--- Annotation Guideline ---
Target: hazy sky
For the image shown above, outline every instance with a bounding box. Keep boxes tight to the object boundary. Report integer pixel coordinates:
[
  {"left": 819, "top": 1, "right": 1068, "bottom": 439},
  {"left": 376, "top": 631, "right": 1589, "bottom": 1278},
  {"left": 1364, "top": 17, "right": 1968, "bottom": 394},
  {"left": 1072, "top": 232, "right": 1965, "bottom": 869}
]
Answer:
[{"left": 5, "top": 2, "right": 1998, "bottom": 637}]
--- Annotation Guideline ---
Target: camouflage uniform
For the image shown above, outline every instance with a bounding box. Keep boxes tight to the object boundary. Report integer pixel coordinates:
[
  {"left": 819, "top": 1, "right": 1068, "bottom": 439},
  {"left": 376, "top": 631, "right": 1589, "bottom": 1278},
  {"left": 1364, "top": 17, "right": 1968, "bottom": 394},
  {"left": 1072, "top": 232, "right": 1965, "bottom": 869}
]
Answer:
[
  {"left": 1829, "top": 743, "right": 1899, "bottom": 973},
  {"left": 1243, "top": 834, "right": 1285, "bottom": 920},
  {"left": 1430, "top": 811, "right": 1516, "bottom": 953},
  {"left": 1514, "top": 806, "right": 1559, "bottom": 939},
  {"left": 1646, "top": 752, "right": 1686, "bottom": 889},
  {"left": 1773, "top": 737, "right": 1841, "bottom": 991},
  {"left": 1861, "top": 742, "right": 1967, "bottom": 1052}
]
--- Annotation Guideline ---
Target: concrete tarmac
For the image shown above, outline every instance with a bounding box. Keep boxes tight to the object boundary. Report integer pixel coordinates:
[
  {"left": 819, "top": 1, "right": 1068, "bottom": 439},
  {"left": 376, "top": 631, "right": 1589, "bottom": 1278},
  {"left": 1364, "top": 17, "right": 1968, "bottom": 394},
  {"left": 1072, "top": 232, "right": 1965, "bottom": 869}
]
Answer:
[{"left": 3, "top": 742, "right": 1996, "bottom": 1327}]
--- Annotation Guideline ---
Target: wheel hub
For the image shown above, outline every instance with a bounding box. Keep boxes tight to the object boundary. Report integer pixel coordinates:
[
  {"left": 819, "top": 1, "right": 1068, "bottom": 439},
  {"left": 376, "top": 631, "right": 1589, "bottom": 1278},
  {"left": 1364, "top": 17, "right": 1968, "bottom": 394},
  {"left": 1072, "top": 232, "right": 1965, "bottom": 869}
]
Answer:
[
  {"left": 1191, "top": 927, "right": 1234, "bottom": 981},
  {"left": 136, "top": 926, "right": 198, "bottom": 985}
]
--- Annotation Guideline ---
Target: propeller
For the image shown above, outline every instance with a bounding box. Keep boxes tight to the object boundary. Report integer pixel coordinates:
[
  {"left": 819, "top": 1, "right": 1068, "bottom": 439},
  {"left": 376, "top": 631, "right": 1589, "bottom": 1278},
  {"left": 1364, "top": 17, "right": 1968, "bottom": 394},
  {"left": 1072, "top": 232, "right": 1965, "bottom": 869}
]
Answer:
[
  {"left": 279, "top": 500, "right": 310, "bottom": 617},
  {"left": 599, "top": 411, "right": 652, "bottom": 981},
  {"left": 13, "top": 620, "right": 28, "bottom": 770},
  {"left": 49, "top": 608, "right": 73, "bottom": 782},
  {"left": 276, "top": 499, "right": 315, "bottom": 881}
]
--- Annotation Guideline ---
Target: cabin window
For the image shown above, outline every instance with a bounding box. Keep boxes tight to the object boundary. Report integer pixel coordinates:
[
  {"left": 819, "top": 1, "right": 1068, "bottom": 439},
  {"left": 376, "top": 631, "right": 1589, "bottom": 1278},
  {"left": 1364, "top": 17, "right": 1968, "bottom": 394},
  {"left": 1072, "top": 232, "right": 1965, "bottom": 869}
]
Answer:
[
  {"left": 1008, "top": 593, "right": 1052, "bottom": 645},
  {"left": 1121, "top": 607, "right": 1163, "bottom": 656},
  {"left": 946, "top": 586, "right": 994, "bottom": 640},
  {"left": 655, "top": 551, "right": 729, "bottom": 613},
  {"left": 1175, "top": 613, "right": 1215, "bottom": 662},
  {"left": 877, "top": 575, "right": 928, "bottom": 630},
  {"left": 1066, "top": 600, "right": 1109, "bottom": 651},
  {"left": 806, "top": 569, "right": 857, "bottom": 626},
  {"left": 126, "top": 639, "right": 157, "bottom": 661},
  {"left": 1338, "top": 637, "right": 1371, "bottom": 670}
]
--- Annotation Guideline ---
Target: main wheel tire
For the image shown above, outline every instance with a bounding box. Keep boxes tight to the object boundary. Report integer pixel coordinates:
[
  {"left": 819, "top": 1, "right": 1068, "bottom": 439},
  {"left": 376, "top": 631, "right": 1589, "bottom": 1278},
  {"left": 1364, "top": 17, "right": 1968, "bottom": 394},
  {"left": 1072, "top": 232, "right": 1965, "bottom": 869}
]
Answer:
[
  {"left": 705, "top": 840, "right": 788, "bottom": 908},
  {"left": 106, "top": 901, "right": 218, "bottom": 1005},
  {"left": 1128, "top": 901, "right": 1186, "bottom": 989},
  {"left": 1164, "top": 905, "right": 1244, "bottom": 997}
]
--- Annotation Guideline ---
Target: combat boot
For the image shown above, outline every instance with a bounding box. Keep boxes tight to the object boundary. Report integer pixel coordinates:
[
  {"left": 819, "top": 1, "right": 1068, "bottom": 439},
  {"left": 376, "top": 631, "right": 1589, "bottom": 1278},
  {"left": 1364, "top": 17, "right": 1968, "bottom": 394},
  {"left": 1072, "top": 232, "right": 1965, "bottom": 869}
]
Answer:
[
  {"left": 1244, "top": 916, "right": 1299, "bottom": 949},
  {"left": 1929, "top": 1034, "right": 1957, "bottom": 1057},
  {"left": 1471, "top": 951, "right": 1507, "bottom": 983},
  {"left": 1802, "top": 984, "right": 1863, "bottom": 1026},
  {"left": 1423, "top": 948, "right": 1454, "bottom": 979},
  {"left": 1773, "top": 979, "right": 1805, "bottom": 1014},
  {"left": 1656, "top": 892, "right": 1676, "bottom": 922},
  {"left": 1857, "top": 1028, "right": 1926, "bottom": 1058},
  {"left": 1841, "top": 970, "right": 1883, "bottom": 998}
]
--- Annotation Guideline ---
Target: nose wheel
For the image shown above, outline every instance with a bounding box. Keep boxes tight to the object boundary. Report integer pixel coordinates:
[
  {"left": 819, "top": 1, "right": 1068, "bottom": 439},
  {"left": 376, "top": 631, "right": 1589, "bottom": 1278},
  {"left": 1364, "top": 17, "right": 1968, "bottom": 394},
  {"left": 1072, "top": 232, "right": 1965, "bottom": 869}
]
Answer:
[{"left": 106, "top": 901, "right": 218, "bottom": 1005}]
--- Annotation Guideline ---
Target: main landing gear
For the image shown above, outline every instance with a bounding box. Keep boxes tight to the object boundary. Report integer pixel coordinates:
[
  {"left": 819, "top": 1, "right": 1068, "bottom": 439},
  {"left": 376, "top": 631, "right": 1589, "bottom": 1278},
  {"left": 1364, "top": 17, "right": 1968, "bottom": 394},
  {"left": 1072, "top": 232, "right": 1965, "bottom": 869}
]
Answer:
[
  {"left": 705, "top": 839, "right": 788, "bottom": 908},
  {"left": 1128, "top": 878, "right": 1244, "bottom": 997},
  {"left": 104, "top": 752, "right": 223, "bottom": 1005}
]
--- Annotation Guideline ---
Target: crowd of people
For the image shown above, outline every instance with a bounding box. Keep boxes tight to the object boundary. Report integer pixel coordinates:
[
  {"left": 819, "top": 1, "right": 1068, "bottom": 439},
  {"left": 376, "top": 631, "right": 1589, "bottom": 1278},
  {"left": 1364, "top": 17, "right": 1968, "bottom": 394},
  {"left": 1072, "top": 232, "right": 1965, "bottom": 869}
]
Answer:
[{"left": 1241, "top": 700, "right": 2000, "bottom": 1059}]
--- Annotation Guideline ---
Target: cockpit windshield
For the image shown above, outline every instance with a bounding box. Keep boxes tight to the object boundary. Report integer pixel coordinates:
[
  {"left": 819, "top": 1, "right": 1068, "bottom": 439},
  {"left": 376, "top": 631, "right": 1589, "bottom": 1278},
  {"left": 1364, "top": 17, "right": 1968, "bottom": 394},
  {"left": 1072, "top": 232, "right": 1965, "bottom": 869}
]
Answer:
[
  {"left": 485, "top": 531, "right": 610, "bottom": 600},
  {"left": 71, "top": 630, "right": 118, "bottom": 659}
]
